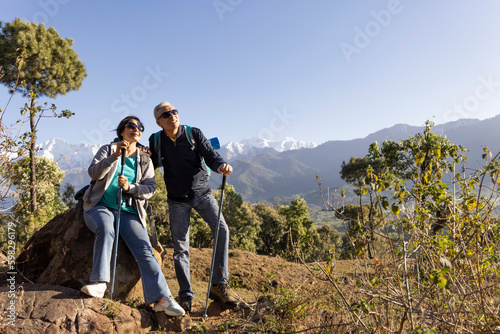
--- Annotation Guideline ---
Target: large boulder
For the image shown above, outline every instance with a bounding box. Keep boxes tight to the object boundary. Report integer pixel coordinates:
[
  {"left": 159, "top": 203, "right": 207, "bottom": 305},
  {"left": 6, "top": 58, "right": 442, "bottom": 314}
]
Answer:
[
  {"left": 0, "top": 284, "right": 155, "bottom": 333},
  {"left": 16, "top": 203, "right": 165, "bottom": 303}
]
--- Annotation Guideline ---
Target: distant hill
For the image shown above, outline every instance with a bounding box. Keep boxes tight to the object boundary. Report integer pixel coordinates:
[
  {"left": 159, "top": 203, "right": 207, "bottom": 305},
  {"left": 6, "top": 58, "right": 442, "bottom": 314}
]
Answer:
[
  {"left": 38, "top": 115, "right": 500, "bottom": 205},
  {"left": 224, "top": 116, "right": 500, "bottom": 204}
]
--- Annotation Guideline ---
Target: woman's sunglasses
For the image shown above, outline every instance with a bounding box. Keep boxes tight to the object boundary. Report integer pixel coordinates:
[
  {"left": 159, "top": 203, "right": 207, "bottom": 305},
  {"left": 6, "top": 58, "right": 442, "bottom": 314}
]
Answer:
[
  {"left": 160, "top": 109, "right": 178, "bottom": 119},
  {"left": 125, "top": 122, "right": 144, "bottom": 132}
]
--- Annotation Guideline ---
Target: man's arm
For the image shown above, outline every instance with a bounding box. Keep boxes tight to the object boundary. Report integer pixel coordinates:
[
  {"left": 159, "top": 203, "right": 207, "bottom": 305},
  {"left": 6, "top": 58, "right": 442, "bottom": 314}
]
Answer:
[
  {"left": 148, "top": 133, "right": 160, "bottom": 169},
  {"left": 192, "top": 127, "right": 225, "bottom": 171}
]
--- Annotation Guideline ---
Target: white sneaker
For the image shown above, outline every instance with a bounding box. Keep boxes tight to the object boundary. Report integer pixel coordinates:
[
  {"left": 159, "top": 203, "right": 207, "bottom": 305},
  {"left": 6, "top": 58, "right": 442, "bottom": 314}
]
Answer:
[
  {"left": 81, "top": 282, "right": 107, "bottom": 298},
  {"left": 152, "top": 296, "right": 186, "bottom": 316}
]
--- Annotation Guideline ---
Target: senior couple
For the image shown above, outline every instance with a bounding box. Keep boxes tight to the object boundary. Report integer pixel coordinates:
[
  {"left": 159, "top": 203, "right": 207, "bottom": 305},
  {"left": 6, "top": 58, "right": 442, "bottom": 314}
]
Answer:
[{"left": 80, "top": 101, "right": 236, "bottom": 316}]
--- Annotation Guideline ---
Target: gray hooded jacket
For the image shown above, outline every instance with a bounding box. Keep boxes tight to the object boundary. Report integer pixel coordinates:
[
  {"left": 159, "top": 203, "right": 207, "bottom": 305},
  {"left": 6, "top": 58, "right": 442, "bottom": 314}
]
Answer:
[{"left": 82, "top": 143, "right": 156, "bottom": 228}]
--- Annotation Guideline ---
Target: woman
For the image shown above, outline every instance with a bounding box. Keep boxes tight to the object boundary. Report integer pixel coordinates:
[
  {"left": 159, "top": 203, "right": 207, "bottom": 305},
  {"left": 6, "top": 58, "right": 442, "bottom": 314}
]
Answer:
[{"left": 81, "top": 116, "right": 184, "bottom": 317}]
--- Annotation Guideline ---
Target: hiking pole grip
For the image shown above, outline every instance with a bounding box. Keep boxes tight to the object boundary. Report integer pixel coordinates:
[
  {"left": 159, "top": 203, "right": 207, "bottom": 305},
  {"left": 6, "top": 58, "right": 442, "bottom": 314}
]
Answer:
[
  {"left": 221, "top": 174, "right": 226, "bottom": 190},
  {"left": 120, "top": 148, "right": 126, "bottom": 173}
]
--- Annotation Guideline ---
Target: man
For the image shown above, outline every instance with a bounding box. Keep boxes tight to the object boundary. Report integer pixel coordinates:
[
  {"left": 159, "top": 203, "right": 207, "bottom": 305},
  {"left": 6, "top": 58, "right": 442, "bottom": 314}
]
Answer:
[{"left": 148, "top": 101, "right": 238, "bottom": 313}]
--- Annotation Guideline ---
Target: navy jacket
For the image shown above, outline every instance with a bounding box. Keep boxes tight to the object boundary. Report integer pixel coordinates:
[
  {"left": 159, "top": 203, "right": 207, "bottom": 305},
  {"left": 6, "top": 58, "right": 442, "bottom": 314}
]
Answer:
[{"left": 148, "top": 126, "right": 225, "bottom": 202}]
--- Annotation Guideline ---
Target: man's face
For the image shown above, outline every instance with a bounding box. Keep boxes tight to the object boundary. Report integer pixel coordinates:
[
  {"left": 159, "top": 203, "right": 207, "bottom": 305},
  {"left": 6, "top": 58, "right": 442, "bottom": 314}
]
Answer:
[{"left": 156, "top": 105, "right": 180, "bottom": 132}]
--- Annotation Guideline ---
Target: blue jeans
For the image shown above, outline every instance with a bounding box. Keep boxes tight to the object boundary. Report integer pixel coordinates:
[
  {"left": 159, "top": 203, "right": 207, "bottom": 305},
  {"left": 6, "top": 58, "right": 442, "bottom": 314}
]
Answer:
[
  {"left": 84, "top": 205, "right": 172, "bottom": 305},
  {"left": 168, "top": 192, "right": 229, "bottom": 299}
]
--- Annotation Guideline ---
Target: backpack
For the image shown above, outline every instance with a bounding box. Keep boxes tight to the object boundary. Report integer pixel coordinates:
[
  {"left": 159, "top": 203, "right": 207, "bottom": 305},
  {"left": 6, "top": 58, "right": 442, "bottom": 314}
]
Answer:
[{"left": 153, "top": 125, "right": 220, "bottom": 178}]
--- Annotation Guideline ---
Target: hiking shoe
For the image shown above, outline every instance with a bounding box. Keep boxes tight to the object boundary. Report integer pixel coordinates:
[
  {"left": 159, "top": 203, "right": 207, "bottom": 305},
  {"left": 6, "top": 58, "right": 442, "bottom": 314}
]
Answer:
[
  {"left": 209, "top": 283, "right": 239, "bottom": 308},
  {"left": 179, "top": 296, "right": 192, "bottom": 313},
  {"left": 153, "top": 296, "right": 186, "bottom": 317},
  {"left": 81, "top": 282, "right": 107, "bottom": 298}
]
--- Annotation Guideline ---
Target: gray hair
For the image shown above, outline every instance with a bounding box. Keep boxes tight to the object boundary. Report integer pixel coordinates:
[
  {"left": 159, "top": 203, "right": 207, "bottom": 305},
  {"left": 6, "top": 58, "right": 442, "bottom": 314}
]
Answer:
[{"left": 154, "top": 101, "right": 175, "bottom": 120}]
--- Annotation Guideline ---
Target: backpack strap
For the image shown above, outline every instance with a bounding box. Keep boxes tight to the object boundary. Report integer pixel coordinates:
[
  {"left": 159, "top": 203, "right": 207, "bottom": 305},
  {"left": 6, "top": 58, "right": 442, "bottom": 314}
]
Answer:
[
  {"left": 183, "top": 125, "right": 214, "bottom": 179},
  {"left": 153, "top": 127, "right": 194, "bottom": 168},
  {"left": 183, "top": 125, "right": 196, "bottom": 150}
]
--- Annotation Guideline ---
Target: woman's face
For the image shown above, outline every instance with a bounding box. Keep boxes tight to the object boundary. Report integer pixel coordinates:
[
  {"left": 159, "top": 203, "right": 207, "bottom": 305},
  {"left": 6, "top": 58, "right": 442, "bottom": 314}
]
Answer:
[{"left": 121, "top": 119, "right": 143, "bottom": 143}]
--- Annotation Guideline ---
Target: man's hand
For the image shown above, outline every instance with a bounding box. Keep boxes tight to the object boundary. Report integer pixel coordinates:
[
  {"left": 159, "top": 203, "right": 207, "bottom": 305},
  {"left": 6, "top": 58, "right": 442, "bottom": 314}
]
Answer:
[
  {"left": 139, "top": 146, "right": 152, "bottom": 157},
  {"left": 217, "top": 163, "right": 233, "bottom": 176}
]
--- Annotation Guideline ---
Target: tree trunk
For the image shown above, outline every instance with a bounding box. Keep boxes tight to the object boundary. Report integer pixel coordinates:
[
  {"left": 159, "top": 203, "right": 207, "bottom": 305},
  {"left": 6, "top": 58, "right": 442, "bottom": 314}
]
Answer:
[
  {"left": 360, "top": 194, "right": 373, "bottom": 259},
  {"left": 368, "top": 203, "right": 376, "bottom": 259},
  {"left": 29, "top": 97, "right": 37, "bottom": 213}
]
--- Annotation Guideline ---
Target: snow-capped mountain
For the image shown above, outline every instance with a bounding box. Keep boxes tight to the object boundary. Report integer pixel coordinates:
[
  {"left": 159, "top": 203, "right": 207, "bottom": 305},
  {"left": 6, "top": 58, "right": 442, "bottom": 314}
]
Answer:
[
  {"left": 221, "top": 137, "right": 317, "bottom": 161},
  {"left": 37, "top": 138, "right": 101, "bottom": 170},
  {"left": 240, "top": 136, "right": 316, "bottom": 151},
  {"left": 36, "top": 138, "right": 102, "bottom": 190}
]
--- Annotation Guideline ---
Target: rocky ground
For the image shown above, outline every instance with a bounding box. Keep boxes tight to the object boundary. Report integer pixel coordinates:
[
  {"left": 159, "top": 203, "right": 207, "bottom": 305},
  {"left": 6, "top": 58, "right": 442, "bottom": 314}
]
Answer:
[
  {"left": 1, "top": 247, "right": 356, "bottom": 333},
  {"left": 1, "top": 204, "right": 357, "bottom": 334},
  {"left": 160, "top": 248, "right": 321, "bottom": 333}
]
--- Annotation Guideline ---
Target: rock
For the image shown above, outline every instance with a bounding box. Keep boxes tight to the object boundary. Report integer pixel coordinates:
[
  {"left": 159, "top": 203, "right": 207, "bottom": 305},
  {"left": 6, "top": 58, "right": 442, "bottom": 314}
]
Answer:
[
  {"left": 15, "top": 204, "right": 165, "bottom": 304},
  {"left": 206, "top": 300, "right": 228, "bottom": 316},
  {"left": 0, "top": 251, "right": 8, "bottom": 266},
  {"left": 155, "top": 311, "right": 192, "bottom": 332},
  {"left": 0, "top": 284, "right": 155, "bottom": 333}
]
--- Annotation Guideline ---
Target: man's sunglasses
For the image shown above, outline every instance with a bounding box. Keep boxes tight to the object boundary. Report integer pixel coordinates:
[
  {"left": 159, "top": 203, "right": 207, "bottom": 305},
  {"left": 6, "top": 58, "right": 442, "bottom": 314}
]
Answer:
[
  {"left": 160, "top": 109, "right": 178, "bottom": 119},
  {"left": 125, "top": 122, "right": 144, "bottom": 132}
]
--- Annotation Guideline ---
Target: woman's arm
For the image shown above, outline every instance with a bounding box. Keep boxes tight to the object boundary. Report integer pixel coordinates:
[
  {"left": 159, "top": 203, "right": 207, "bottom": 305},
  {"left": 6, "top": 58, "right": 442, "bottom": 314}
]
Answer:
[
  {"left": 126, "top": 152, "right": 156, "bottom": 200},
  {"left": 87, "top": 145, "right": 119, "bottom": 181}
]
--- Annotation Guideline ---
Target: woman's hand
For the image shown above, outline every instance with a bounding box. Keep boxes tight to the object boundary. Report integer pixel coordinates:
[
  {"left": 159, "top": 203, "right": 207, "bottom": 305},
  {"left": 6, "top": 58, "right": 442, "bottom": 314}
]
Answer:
[
  {"left": 114, "top": 140, "right": 130, "bottom": 157},
  {"left": 118, "top": 174, "right": 130, "bottom": 191}
]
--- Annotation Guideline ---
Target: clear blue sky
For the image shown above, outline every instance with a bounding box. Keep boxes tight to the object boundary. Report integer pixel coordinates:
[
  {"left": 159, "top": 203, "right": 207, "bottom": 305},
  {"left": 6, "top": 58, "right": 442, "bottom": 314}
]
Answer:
[{"left": 2, "top": 1, "right": 500, "bottom": 146}]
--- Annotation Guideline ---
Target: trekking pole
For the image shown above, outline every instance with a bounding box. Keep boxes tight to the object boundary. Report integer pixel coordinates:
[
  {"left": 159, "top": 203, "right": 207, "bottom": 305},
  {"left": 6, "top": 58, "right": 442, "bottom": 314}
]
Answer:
[
  {"left": 110, "top": 149, "right": 126, "bottom": 300},
  {"left": 203, "top": 175, "right": 227, "bottom": 318}
]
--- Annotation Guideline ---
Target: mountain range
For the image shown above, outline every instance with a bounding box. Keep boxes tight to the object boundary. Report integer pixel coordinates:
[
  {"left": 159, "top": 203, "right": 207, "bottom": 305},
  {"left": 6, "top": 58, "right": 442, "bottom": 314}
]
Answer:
[
  {"left": 225, "top": 116, "right": 500, "bottom": 205},
  {"left": 36, "top": 136, "right": 317, "bottom": 195},
  {"left": 37, "top": 116, "right": 500, "bottom": 206}
]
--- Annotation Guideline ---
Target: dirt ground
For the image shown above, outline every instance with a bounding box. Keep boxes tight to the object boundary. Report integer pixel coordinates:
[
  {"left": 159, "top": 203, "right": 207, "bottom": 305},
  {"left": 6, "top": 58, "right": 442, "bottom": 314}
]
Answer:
[{"left": 157, "top": 248, "right": 355, "bottom": 333}]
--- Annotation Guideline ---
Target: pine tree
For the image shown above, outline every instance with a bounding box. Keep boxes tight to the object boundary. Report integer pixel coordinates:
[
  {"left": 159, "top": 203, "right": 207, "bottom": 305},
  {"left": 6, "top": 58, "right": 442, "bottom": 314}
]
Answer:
[{"left": 0, "top": 17, "right": 86, "bottom": 213}]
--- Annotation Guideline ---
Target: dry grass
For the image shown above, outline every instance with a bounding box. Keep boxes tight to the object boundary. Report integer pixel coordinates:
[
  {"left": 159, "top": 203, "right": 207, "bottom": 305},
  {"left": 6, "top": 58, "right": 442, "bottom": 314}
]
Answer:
[{"left": 157, "top": 247, "right": 500, "bottom": 333}]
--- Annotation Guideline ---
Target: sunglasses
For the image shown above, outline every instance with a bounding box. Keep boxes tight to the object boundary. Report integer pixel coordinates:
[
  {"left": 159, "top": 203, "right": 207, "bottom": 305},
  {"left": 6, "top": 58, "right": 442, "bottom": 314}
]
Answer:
[
  {"left": 160, "top": 109, "right": 178, "bottom": 119},
  {"left": 125, "top": 122, "right": 144, "bottom": 132}
]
